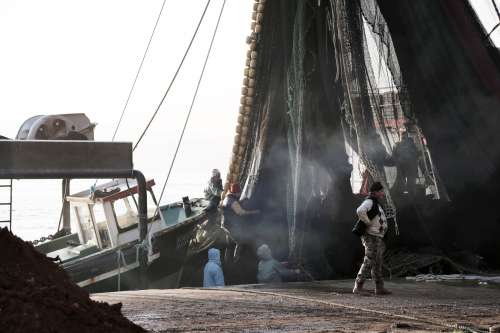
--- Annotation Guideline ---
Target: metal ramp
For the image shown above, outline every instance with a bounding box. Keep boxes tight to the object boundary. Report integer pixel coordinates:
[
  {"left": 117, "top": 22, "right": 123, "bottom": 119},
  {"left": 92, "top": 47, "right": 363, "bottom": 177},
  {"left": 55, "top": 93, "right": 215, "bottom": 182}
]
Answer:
[
  {"left": 0, "top": 140, "right": 135, "bottom": 231},
  {"left": 0, "top": 140, "right": 150, "bottom": 289},
  {"left": 0, "top": 179, "right": 13, "bottom": 230}
]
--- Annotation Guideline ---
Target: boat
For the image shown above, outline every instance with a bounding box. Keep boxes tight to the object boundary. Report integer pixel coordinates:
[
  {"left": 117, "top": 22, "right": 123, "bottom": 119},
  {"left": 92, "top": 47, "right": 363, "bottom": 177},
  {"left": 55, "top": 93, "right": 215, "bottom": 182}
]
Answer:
[
  {"left": 35, "top": 178, "right": 210, "bottom": 292},
  {"left": 2, "top": 0, "right": 500, "bottom": 291},
  {"left": 0, "top": 113, "right": 219, "bottom": 292}
]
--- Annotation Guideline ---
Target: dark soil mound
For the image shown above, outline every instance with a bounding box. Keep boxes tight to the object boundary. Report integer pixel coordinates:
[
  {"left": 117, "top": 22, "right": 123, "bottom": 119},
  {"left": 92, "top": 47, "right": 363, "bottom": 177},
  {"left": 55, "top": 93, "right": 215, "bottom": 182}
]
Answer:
[{"left": 0, "top": 228, "right": 146, "bottom": 333}]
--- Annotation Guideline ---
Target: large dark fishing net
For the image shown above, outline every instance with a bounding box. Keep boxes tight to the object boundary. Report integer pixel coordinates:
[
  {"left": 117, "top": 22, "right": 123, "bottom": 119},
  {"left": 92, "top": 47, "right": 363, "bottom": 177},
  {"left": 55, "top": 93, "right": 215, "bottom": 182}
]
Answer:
[{"left": 235, "top": 0, "right": 500, "bottom": 278}]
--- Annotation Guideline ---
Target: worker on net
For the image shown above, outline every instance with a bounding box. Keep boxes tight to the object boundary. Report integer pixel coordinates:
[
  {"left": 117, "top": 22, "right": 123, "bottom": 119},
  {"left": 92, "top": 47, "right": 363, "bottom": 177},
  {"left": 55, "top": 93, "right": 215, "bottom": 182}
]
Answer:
[
  {"left": 393, "top": 131, "right": 418, "bottom": 196},
  {"left": 221, "top": 183, "right": 259, "bottom": 262},
  {"left": 204, "top": 168, "right": 223, "bottom": 225},
  {"left": 353, "top": 181, "right": 391, "bottom": 296},
  {"left": 203, "top": 248, "right": 225, "bottom": 287}
]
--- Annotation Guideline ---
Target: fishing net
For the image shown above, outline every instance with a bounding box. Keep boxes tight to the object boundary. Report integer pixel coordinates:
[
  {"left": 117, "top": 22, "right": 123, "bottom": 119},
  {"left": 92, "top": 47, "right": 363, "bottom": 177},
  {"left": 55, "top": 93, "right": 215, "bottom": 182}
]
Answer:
[{"left": 232, "top": 0, "right": 500, "bottom": 274}]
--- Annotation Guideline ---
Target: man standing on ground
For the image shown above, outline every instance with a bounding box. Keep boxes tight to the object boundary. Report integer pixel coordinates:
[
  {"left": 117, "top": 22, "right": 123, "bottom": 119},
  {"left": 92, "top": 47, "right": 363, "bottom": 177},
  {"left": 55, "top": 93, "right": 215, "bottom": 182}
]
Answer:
[{"left": 353, "top": 181, "right": 391, "bottom": 295}]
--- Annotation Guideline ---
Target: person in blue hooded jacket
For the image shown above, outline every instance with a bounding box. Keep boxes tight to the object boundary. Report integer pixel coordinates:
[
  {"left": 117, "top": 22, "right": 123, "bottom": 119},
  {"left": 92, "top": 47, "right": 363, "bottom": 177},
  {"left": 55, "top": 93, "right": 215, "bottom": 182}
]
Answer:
[{"left": 203, "top": 248, "right": 225, "bottom": 287}]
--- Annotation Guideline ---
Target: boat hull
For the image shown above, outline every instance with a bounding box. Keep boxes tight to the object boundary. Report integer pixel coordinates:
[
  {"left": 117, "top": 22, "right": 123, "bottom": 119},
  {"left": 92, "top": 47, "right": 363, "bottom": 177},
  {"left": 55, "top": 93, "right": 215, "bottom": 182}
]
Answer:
[{"left": 63, "top": 211, "right": 207, "bottom": 293}]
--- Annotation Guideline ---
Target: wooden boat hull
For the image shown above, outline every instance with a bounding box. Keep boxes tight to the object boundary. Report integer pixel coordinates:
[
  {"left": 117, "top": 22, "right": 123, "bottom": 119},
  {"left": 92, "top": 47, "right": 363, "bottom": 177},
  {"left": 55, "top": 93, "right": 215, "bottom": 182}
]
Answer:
[{"left": 62, "top": 211, "right": 207, "bottom": 293}]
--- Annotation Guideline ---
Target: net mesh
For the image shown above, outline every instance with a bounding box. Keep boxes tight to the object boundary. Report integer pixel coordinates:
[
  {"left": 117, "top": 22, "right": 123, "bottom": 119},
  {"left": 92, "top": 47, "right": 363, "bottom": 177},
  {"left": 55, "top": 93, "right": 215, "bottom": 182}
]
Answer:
[{"left": 231, "top": 0, "right": 500, "bottom": 272}]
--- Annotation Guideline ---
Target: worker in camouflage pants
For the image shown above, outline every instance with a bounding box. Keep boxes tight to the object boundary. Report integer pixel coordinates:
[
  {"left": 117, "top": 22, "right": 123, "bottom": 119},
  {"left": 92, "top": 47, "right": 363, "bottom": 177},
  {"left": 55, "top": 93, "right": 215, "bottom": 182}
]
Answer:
[{"left": 353, "top": 181, "right": 391, "bottom": 295}]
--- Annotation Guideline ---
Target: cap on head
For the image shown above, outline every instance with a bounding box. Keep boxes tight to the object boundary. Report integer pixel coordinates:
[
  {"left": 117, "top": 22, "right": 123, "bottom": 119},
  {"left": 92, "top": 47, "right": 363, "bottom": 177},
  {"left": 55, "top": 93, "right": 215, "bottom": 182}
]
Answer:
[
  {"left": 229, "top": 183, "right": 241, "bottom": 194},
  {"left": 212, "top": 169, "right": 221, "bottom": 177},
  {"left": 257, "top": 244, "right": 272, "bottom": 260},
  {"left": 369, "top": 181, "right": 383, "bottom": 192}
]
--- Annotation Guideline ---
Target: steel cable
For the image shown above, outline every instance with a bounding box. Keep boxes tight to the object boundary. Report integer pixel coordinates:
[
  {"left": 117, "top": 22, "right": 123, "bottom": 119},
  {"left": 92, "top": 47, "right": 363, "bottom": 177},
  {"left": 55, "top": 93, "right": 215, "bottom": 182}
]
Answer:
[
  {"left": 133, "top": 0, "right": 211, "bottom": 152},
  {"left": 112, "top": 0, "right": 168, "bottom": 141},
  {"left": 154, "top": 0, "right": 227, "bottom": 213}
]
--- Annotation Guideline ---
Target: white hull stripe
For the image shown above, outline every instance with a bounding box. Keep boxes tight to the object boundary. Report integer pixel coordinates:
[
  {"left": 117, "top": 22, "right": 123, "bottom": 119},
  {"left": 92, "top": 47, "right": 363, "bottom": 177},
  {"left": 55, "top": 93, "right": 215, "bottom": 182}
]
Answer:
[{"left": 77, "top": 253, "right": 160, "bottom": 288}]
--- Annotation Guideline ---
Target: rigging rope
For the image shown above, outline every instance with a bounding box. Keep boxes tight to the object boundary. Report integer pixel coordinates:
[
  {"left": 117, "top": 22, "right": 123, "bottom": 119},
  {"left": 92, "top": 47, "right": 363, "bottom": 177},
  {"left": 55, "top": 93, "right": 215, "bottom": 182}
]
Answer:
[
  {"left": 491, "top": 0, "right": 500, "bottom": 22},
  {"left": 92, "top": 1, "right": 167, "bottom": 189},
  {"left": 154, "top": 0, "right": 227, "bottom": 213},
  {"left": 112, "top": 0, "right": 168, "bottom": 141},
  {"left": 133, "top": 0, "right": 211, "bottom": 152}
]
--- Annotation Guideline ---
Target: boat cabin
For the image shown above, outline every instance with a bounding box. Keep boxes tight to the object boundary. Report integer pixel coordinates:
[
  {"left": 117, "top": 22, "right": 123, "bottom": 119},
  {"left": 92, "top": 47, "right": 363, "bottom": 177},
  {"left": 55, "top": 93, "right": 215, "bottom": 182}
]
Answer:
[
  {"left": 36, "top": 179, "right": 161, "bottom": 263},
  {"left": 66, "top": 179, "right": 159, "bottom": 250}
]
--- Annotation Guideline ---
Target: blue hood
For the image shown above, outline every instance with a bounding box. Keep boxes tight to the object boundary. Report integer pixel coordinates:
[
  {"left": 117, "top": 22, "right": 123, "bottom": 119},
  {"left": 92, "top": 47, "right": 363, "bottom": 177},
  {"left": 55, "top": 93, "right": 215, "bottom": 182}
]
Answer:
[{"left": 208, "top": 248, "right": 221, "bottom": 265}]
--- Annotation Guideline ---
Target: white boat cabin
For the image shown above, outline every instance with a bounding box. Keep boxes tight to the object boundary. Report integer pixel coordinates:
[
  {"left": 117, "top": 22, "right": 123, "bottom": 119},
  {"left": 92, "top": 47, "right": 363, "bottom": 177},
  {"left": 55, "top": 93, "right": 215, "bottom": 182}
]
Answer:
[
  {"left": 36, "top": 178, "right": 207, "bottom": 266},
  {"left": 67, "top": 179, "right": 161, "bottom": 251}
]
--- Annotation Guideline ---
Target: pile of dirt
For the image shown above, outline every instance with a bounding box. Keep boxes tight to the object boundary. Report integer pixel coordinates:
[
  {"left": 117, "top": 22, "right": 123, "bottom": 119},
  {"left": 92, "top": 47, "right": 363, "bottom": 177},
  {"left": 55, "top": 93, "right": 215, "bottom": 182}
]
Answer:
[{"left": 0, "top": 228, "right": 146, "bottom": 333}]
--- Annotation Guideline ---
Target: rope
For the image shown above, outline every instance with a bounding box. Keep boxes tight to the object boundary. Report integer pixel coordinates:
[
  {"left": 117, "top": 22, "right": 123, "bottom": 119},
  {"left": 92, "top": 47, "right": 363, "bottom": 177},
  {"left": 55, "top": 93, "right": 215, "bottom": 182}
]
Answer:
[
  {"left": 491, "top": 0, "right": 500, "bottom": 23},
  {"left": 55, "top": 181, "right": 70, "bottom": 233},
  {"left": 116, "top": 249, "right": 127, "bottom": 291},
  {"left": 112, "top": 0, "right": 168, "bottom": 141},
  {"left": 153, "top": 0, "right": 227, "bottom": 214},
  {"left": 133, "top": 0, "right": 211, "bottom": 152},
  {"left": 206, "top": 287, "right": 488, "bottom": 333},
  {"left": 117, "top": 240, "right": 149, "bottom": 292},
  {"left": 487, "top": 22, "right": 500, "bottom": 39},
  {"left": 136, "top": 239, "right": 149, "bottom": 262},
  {"left": 90, "top": 0, "right": 167, "bottom": 199}
]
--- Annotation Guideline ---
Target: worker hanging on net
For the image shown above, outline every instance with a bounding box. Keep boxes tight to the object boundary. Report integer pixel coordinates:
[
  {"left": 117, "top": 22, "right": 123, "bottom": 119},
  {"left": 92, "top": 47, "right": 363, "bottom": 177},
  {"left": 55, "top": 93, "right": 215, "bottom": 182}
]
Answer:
[{"left": 222, "top": 183, "right": 259, "bottom": 263}]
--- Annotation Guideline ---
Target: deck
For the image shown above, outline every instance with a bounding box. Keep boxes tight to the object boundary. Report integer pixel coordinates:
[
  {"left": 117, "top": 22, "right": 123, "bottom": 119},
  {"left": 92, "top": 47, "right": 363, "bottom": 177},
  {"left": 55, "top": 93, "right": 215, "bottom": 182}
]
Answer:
[{"left": 92, "top": 279, "right": 500, "bottom": 332}]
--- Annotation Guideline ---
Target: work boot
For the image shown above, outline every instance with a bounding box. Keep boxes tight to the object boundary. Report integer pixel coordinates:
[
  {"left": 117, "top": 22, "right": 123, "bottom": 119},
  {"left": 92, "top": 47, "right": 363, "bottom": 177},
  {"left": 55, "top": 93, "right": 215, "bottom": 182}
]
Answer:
[
  {"left": 352, "top": 280, "right": 370, "bottom": 295},
  {"left": 375, "top": 281, "right": 392, "bottom": 295}
]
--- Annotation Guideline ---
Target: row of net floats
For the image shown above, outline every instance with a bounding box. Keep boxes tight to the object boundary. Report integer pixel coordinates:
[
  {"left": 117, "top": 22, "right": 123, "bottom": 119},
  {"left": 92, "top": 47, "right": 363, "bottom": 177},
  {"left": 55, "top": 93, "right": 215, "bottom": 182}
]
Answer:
[{"left": 223, "top": 0, "right": 266, "bottom": 197}]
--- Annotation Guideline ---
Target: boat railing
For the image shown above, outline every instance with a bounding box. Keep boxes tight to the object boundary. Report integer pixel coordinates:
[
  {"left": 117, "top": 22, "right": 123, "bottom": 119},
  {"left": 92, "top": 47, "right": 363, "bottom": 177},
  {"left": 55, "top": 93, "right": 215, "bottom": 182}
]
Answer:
[{"left": 35, "top": 233, "right": 80, "bottom": 254}]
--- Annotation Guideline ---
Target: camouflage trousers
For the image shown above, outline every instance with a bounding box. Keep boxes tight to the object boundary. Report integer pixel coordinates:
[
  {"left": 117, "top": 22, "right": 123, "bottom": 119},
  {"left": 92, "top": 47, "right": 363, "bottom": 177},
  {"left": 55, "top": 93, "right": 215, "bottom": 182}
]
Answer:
[{"left": 355, "top": 234, "right": 386, "bottom": 284}]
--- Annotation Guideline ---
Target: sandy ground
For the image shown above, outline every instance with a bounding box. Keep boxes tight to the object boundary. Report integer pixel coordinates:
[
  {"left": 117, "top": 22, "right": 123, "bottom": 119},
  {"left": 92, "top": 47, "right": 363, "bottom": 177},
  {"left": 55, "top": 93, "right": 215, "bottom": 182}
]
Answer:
[{"left": 92, "top": 280, "right": 500, "bottom": 332}]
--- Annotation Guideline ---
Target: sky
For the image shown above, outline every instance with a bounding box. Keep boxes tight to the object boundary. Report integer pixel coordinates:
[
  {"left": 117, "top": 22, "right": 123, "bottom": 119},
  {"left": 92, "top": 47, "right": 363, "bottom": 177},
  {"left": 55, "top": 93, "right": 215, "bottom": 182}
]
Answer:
[
  {"left": 470, "top": 0, "right": 500, "bottom": 42},
  {"left": 0, "top": 0, "right": 498, "bottom": 188},
  {"left": 0, "top": 0, "right": 499, "bottom": 239},
  {"left": 0, "top": 0, "right": 253, "bottom": 198}
]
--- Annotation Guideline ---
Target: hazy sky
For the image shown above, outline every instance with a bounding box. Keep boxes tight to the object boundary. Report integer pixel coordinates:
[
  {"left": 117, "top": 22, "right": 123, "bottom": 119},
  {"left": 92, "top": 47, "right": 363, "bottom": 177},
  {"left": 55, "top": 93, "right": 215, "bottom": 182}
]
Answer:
[
  {"left": 0, "top": 0, "right": 498, "bottom": 202},
  {"left": 0, "top": 0, "right": 253, "bottom": 199}
]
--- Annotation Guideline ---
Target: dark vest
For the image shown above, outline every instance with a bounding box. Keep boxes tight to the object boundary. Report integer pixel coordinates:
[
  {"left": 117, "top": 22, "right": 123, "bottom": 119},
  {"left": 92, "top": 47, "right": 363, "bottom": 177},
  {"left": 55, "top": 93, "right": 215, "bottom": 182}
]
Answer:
[
  {"left": 366, "top": 195, "right": 381, "bottom": 220},
  {"left": 366, "top": 195, "right": 387, "bottom": 235}
]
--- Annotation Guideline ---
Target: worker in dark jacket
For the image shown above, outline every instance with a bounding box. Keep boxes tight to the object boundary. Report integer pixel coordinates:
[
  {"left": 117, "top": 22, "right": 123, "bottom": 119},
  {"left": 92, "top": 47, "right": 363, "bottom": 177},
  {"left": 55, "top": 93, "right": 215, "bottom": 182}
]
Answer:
[
  {"left": 222, "top": 183, "right": 259, "bottom": 235},
  {"left": 360, "top": 133, "right": 392, "bottom": 195},
  {"left": 204, "top": 169, "right": 223, "bottom": 224},
  {"left": 393, "top": 132, "right": 418, "bottom": 195},
  {"left": 204, "top": 169, "right": 223, "bottom": 208},
  {"left": 222, "top": 183, "right": 259, "bottom": 261}
]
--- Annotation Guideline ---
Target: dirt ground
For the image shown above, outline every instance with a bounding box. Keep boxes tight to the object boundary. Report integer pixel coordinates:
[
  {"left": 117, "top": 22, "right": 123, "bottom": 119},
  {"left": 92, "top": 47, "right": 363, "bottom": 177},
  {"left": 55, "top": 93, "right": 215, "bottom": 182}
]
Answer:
[
  {"left": 92, "top": 279, "right": 500, "bottom": 332},
  {"left": 0, "top": 228, "right": 144, "bottom": 333}
]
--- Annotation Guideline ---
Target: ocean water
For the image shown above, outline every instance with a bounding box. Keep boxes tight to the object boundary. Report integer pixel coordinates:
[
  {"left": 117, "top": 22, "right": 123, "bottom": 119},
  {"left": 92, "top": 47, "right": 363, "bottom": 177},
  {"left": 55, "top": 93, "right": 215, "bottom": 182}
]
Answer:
[{"left": 3, "top": 179, "right": 205, "bottom": 241}]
